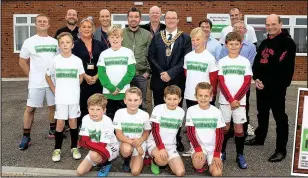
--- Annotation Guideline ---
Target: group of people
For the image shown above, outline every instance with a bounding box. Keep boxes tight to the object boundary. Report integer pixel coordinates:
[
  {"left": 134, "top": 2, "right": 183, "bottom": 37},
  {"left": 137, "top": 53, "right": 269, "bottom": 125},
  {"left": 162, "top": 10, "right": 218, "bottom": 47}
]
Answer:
[{"left": 17, "top": 4, "right": 296, "bottom": 177}]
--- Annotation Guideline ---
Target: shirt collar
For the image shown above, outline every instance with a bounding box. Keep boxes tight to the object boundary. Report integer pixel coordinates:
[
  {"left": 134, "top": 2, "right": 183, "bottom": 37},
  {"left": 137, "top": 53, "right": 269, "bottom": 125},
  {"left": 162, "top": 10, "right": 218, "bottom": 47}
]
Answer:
[{"left": 166, "top": 29, "right": 178, "bottom": 37}]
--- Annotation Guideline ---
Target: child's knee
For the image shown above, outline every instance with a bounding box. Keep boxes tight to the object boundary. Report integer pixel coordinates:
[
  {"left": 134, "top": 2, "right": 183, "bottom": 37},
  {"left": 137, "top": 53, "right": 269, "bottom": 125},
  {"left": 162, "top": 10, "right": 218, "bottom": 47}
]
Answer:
[
  {"left": 89, "top": 151, "right": 101, "bottom": 162},
  {"left": 69, "top": 119, "right": 77, "bottom": 128},
  {"left": 56, "top": 120, "right": 65, "bottom": 131},
  {"left": 174, "top": 169, "right": 185, "bottom": 177},
  {"left": 76, "top": 167, "right": 85, "bottom": 176},
  {"left": 210, "top": 169, "right": 222, "bottom": 177},
  {"left": 131, "top": 168, "right": 142, "bottom": 176},
  {"left": 120, "top": 143, "right": 133, "bottom": 157},
  {"left": 154, "top": 157, "right": 168, "bottom": 166}
]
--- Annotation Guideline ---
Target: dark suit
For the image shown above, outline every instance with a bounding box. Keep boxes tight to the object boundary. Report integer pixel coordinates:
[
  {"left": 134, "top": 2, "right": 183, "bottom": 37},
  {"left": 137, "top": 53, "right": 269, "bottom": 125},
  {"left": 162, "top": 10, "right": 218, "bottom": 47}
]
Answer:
[
  {"left": 140, "top": 23, "right": 166, "bottom": 36},
  {"left": 148, "top": 30, "right": 192, "bottom": 106}
]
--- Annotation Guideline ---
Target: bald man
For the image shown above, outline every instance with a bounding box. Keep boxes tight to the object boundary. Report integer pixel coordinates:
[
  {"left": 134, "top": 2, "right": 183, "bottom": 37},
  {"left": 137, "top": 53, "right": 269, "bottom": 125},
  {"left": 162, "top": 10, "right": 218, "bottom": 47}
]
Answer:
[
  {"left": 94, "top": 9, "right": 111, "bottom": 48},
  {"left": 55, "top": 9, "right": 79, "bottom": 41},
  {"left": 245, "top": 14, "right": 296, "bottom": 163},
  {"left": 140, "top": 6, "right": 166, "bottom": 36}
]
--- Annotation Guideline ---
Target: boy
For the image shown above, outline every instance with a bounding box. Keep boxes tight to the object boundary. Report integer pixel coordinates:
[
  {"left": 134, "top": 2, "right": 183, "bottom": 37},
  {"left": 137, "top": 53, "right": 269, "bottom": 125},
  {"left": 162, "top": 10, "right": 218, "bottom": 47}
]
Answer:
[
  {"left": 218, "top": 32, "right": 252, "bottom": 169},
  {"left": 46, "top": 32, "right": 84, "bottom": 162},
  {"left": 186, "top": 82, "right": 225, "bottom": 176},
  {"left": 77, "top": 94, "right": 119, "bottom": 177},
  {"left": 97, "top": 26, "right": 136, "bottom": 120},
  {"left": 113, "top": 87, "right": 151, "bottom": 176},
  {"left": 146, "top": 85, "right": 185, "bottom": 177}
]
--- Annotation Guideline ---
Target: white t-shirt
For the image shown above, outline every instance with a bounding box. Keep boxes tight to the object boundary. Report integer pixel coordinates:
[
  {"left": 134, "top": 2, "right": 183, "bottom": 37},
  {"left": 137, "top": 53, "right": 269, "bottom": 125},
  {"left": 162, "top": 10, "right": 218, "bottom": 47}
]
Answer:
[
  {"left": 97, "top": 47, "right": 136, "bottom": 94},
  {"left": 186, "top": 105, "right": 225, "bottom": 152},
  {"left": 219, "top": 25, "right": 257, "bottom": 44},
  {"left": 19, "top": 35, "right": 58, "bottom": 89},
  {"left": 79, "top": 114, "right": 119, "bottom": 146},
  {"left": 147, "top": 104, "right": 185, "bottom": 145},
  {"left": 113, "top": 108, "right": 151, "bottom": 139},
  {"left": 183, "top": 50, "right": 218, "bottom": 101},
  {"left": 218, "top": 55, "right": 252, "bottom": 105},
  {"left": 46, "top": 54, "right": 85, "bottom": 105}
]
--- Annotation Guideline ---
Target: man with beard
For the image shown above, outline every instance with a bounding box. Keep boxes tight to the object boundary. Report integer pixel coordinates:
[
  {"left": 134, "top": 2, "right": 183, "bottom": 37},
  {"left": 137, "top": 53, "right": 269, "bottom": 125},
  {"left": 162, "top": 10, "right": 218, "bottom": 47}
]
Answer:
[
  {"left": 55, "top": 9, "right": 79, "bottom": 41},
  {"left": 245, "top": 14, "right": 296, "bottom": 163},
  {"left": 122, "top": 7, "right": 152, "bottom": 112},
  {"left": 94, "top": 9, "right": 111, "bottom": 48},
  {"left": 148, "top": 10, "right": 192, "bottom": 152}
]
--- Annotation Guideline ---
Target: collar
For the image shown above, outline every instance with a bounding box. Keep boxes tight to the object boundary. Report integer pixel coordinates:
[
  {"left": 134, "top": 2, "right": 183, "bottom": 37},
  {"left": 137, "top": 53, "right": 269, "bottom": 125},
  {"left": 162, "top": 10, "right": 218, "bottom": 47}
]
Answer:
[
  {"left": 128, "top": 26, "right": 140, "bottom": 33},
  {"left": 166, "top": 29, "right": 178, "bottom": 37},
  {"left": 242, "top": 40, "right": 249, "bottom": 46}
]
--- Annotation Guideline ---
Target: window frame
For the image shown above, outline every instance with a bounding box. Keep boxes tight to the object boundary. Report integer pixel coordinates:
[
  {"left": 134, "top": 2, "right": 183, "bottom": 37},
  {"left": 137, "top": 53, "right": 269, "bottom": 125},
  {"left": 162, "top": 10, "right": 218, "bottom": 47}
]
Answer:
[
  {"left": 111, "top": 13, "right": 165, "bottom": 29},
  {"left": 13, "top": 14, "right": 38, "bottom": 53},
  {"left": 244, "top": 15, "right": 307, "bottom": 56}
]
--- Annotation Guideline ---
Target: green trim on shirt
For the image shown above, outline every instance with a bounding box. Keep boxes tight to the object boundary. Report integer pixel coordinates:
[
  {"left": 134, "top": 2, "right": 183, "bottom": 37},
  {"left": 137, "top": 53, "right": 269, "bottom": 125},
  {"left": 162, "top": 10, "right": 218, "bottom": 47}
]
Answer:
[
  {"left": 116, "top": 64, "right": 136, "bottom": 90},
  {"left": 104, "top": 93, "right": 125, "bottom": 100},
  {"left": 98, "top": 66, "right": 117, "bottom": 93}
]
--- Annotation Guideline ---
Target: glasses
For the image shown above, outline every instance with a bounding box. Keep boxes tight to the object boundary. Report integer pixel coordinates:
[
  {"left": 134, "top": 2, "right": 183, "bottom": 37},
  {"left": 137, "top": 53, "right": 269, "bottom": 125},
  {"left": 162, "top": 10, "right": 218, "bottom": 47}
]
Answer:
[{"left": 165, "top": 17, "right": 178, "bottom": 20}]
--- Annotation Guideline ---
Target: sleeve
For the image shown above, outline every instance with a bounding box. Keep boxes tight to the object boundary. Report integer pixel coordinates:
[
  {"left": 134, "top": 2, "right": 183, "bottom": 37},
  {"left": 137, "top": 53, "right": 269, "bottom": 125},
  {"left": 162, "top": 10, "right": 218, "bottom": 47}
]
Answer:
[
  {"left": 149, "top": 106, "right": 161, "bottom": 124},
  {"left": 214, "top": 43, "right": 222, "bottom": 60},
  {"left": 185, "top": 108, "right": 202, "bottom": 152},
  {"left": 218, "top": 45, "right": 228, "bottom": 61},
  {"left": 99, "top": 121, "right": 115, "bottom": 144},
  {"left": 280, "top": 38, "right": 296, "bottom": 88},
  {"left": 245, "top": 60, "right": 253, "bottom": 76},
  {"left": 150, "top": 106, "right": 165, "bottom": 150},
  {"left": 19, "top": 40, "right": 31, "bottom": 59},
  {"left": 216, "top": 110, "right": 226, "bottom": 129},
  {"left": 219, "top": 29, "right": 226, "bottom": 44},
  {"left": 116, "top": 51, "right": 136, "bottom": 90},
  {"left": 247, "top": 44, "right": 257, "bottom": 66},
  {"left": 148, "top": 34, "right": 164, "bottom": 74},
  {"left": 145, "top": 32, "right": 152, "bottom": 74},
  {"left": 78, "top": 59, "right": 85, "bottom": 75},
  {"left": 143, "top": 113, "right": 152, "bottom": 131},
  {"left": 183, "top": 55, "right": 188, "bottom": 69},
  {"left": 79, "top": 117, "right": 89, "bottom": 136},
  {"left": 234, "top": 61, "right": 252, "bottom": 101},
  {"left": 213, "top": 110, "right": 225, "bottom": 158},
  {"left": 218, "top": 62, "right": 235, "bottom": 103},
  {"left": 113, "top": 111, "right": 122, "bottom": 130},
  {"left": 97, "top": 53, "right": 117, "bottom": 92},
  {"left": 252, "top": 43, "right": 263, "bottom": 80},
  {"left": 46, "top": 58, "right": 55, "bottom": 76}
]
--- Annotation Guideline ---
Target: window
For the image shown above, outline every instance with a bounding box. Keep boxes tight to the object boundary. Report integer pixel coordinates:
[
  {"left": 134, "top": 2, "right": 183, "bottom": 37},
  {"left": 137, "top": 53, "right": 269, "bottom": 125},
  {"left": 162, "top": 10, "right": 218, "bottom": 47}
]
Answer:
[
  {"left": 245, "top": 15, "right": 307, "bottom": 56},
  {"left": 112, "top": 14, "right": 165, "bottom": 28},
  {"left": 14, "top": 14, "right": 38, "bottom": 53}
]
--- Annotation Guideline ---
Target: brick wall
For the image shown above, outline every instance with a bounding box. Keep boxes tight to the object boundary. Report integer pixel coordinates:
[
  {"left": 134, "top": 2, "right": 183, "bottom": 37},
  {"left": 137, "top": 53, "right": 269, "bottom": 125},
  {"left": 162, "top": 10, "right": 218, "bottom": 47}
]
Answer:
[
  {"left": 292, "top": 90, "right": 308, "bottom": 175},
  {"left": 1, "top": 0, "right": 307, "bottom": 79}
]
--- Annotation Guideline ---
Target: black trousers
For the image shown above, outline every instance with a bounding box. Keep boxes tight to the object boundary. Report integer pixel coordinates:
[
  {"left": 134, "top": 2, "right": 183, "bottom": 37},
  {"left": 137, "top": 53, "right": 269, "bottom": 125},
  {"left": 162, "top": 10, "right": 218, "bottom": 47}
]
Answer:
[
  {"left": 254, "top": 87, "right": 288, "bottom": 154},
  {"left": 106, "top": 99, "right": 126, "bottom": 121}
]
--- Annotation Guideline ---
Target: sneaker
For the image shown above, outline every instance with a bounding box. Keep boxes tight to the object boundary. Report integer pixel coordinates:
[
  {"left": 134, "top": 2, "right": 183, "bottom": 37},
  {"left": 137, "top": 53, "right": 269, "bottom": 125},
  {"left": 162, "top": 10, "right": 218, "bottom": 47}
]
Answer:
[
  {"left": 247, "top": 124, "right": 255, "bottom": 136},
  {"left": 221, "top": 152, "right": 226, "bottom": 161},
  {"left": 19, "top": 136, "right": 31, "bottom": 150},
  {"left": 47, "top": 129, "right": 56, "bottom": 138},
  {"left": 123, "top": 157, "right": 131, "bottom": 172},
  {"left": 236, "top": 154, "right": 248, "bottom": 169},
  {"left": 71, "top": 148, "right": 81, "bottom": 160},
  {"left": 97, "top": 162, "right": 112, "bottom": 177},
  {"left": 52, "top": 149, "right": 61, "bottom": 162},
  {"left": 182, "top": 148, "right": 193, "bottom": 157},
  {"left": 151, "top": 160, "right": 160, "bottom": 175}
]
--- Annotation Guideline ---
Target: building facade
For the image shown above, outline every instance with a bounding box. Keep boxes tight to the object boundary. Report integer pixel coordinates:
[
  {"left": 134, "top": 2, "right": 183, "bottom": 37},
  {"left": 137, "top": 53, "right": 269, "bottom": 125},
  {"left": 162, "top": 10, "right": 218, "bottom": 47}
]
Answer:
[{"left": 1, "top": 0, "right": 307, "bottom": 80}]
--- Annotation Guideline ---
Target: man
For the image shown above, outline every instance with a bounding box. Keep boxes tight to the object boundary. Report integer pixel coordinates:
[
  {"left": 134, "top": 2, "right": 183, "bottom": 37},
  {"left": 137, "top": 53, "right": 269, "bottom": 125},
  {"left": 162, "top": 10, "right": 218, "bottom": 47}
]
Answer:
[
  {"left": 199, "top": 19, "right": 222, "bottom": 61},
  {"left": 140, "top": 5, "right": 166, "bottom": 115},
  {"left": 19, "top": 14, "right": 58, "bottom": 150},
  {"left": 245, "top": 14, "right": 296, "bottom": 163},
  {"left": 122, "top": 7, "right": 152, "bottom": 111},
  {"left": 93, "top": 9, "right": 111, "bottom": 48},
  {"left": 55, "top": 9, "right": 79, "bottom": 41},
  {"left": 148, "top": 10, "right": 192, "bottom": 152},
  {"left": 219, "top": 21, "right": 257, "bottom": 137},
  {"left": 219, "top": 8, "right": 257, "bottom": 46}
]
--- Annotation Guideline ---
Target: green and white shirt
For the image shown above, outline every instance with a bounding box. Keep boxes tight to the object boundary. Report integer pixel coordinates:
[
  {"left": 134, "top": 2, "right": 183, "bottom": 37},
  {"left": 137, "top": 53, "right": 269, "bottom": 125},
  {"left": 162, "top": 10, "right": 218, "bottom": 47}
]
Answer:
[
  {"left": 113, "top": 108, "right": 151, "bottom": 139},
  {"left": 186, "top": 104, "right": 225, "bottom": 152},
  {"left": 46, "top": 54, "right": 84, "bottom": 105},
  {"left": 218, "top": 55, "right": 252, "bottom": 105},
  {"left": 184, "top": 49, "right": 218, "bottom": 101},
  {"left": 147, "top": 104, "right": 185, "bottom": 146},
  {"left": 20, "top": 35, "right": 58, "bottom": 89}
]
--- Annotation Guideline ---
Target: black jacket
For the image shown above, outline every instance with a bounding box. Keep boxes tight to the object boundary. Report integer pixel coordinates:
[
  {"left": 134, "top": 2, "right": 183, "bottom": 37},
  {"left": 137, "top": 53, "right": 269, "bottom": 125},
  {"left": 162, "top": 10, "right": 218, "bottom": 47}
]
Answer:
[
  {"left": 140, "top": 23, "right": 166, "bottom": 35},
  {"left": 252, "top": 29, "right": 296, "bottom": 89},
  {"left": 148, "top": 31, "right": 192, "bottom": 91}
]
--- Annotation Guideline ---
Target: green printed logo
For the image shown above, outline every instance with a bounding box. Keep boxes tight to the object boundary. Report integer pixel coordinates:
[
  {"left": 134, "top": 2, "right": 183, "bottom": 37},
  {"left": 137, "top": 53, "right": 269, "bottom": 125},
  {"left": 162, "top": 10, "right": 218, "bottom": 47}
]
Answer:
[
  {"left": 192, "top": 118, "right": 218, "bottom": 128},
  {"left": 105, "top": 57, "right": 128, "bottom": 66},
  {"left": 35, "top": 45, "right": 57, "bottom": 53},
  {"left": 211, "top": 25, "right": 228, "bottom": 33},
  {"left": 88, "top": 129, "right": 101, "bottom": 142},
  {"left": 56, "top": 69, "right": 78, "bottom": 78},
  {"left": 160, "top": 117, "right": 181, "bottom": 129},
  {"left": 222, "top": 65, "right": 245, "bottom": 75},
  {"left": 122, "top": 122, "right": 143, "bottom": 134},
  {"left": 302, "top": 128, "right": 308, "bottom": 152},
  {"left": 187, "top": 61, "right": 208, "bottom": 72}
]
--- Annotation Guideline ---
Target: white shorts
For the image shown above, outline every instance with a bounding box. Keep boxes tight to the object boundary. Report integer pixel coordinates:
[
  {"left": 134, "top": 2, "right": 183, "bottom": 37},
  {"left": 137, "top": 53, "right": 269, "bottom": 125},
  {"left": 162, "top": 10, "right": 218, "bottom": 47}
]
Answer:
[
  {"left": 219, "top": 104, "right": 247, "bottom": 124},
  {"left": 147, "top": 141, "right": 179, "bottom": 161},
  {"left": 55, "top": 104, "right": 81, "bottom": 120},
  {"left": 86, "top": 143, "right": 120, "bottom": 166},
  {"left": 27, "top": 87, "right": 55, "bottom": 107},
  {"left": 191, "top": 149, "right": 221, "bottom": 165}
]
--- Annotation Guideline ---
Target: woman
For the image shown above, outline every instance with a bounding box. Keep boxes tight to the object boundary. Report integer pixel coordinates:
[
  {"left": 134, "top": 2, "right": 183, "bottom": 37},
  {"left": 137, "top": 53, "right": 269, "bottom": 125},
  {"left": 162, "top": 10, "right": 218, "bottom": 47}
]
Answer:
[{"left": 72, "top": 17, "right": 108, "bottom": 128}]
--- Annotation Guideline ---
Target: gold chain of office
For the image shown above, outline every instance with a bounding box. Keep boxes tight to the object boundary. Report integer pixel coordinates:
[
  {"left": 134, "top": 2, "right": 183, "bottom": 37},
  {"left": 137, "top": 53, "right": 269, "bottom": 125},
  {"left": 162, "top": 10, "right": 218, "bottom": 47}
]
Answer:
[{"left": 160, "top": 30, "right": 183, "bottom": 56}]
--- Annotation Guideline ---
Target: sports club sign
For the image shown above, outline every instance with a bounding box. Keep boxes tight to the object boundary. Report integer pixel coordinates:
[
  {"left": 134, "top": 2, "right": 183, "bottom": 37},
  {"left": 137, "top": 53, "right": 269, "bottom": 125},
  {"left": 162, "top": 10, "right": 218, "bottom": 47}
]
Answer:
[{"left": 206, "top": 13, "right": 230, "bottom": 39}]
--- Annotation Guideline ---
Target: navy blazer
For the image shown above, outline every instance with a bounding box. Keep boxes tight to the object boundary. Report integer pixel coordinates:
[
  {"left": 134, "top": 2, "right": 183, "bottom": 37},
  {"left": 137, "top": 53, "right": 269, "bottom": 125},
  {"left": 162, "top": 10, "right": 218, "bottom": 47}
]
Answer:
[{"left": 148, "top": 31, "right": 192, "bottom": 91}]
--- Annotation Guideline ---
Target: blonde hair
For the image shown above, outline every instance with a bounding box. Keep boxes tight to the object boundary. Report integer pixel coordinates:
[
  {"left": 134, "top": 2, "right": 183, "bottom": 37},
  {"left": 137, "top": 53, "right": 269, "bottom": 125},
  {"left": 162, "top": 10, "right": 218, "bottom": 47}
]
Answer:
[
  {"left": 190, "top": 27, "right": 205, "bottom": 38},
  {"left": 79, "top": 17, "right": 95, "bottom": 33},
  {"left": 87, "top": 94, "right": 108, "bottom": 109},
  {"left": 107, "top": 25, "right": 124, "bottom": 38},
  {"left": 56, "top": 32, "right": 73, "bottom": 44},
  {"left": 125, "top": 87, "right": 142, "bottom": 99},
  {"left": 36, "top": 14, "right": 50, "bottom": 24},
  {"left": 164, "top": 85, "right": 182, "bottom": 98},
  {"left": 195, "top": 82, "right": 213, "bottom": 95}
]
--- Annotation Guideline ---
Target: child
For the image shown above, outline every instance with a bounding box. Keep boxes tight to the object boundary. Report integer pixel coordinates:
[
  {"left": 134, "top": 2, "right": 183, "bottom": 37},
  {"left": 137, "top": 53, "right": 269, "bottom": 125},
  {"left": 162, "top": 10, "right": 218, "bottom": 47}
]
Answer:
[
  {"left": 218, "top": 32, "right": 252, "bottom": 169},
  {"left": 146, "top": 85, "right": 185, "bottom": 177},
  {"left": 113, "top": 87, "right": 151, "bottom": 176},
  {"left": 97, "top": 26, "right": 136, "bottom": 120},
  {"left": 186, "top": 82, "right": 225, "bottom": 176},
  {"left": 77, "top": 94, "right": 119, "bottom": 177},
  {"left": 45, "top": 32, "right": 84, "bottom": 162},
  {"left": 184, "top": 27, "right": 218, "bottom": 109}
]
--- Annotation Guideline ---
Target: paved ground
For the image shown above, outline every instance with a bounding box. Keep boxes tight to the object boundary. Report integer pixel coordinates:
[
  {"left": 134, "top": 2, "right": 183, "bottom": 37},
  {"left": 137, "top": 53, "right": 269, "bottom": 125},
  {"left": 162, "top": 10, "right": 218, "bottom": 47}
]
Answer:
[{"left": 1, "top": 81, "right": 306, "bottom": 176}]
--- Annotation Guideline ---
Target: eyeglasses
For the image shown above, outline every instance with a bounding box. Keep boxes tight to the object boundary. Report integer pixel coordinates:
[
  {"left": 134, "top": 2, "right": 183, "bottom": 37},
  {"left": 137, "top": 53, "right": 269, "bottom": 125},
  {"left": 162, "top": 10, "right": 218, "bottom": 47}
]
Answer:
[{"left": 165, "top": 17, "right": 178, "bottom": 20}]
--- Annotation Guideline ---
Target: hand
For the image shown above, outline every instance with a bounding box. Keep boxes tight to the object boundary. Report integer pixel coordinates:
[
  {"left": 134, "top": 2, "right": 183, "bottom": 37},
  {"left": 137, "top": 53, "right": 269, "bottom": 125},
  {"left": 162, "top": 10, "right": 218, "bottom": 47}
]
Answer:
[
  {"left": 255, "top": 79, "right": 264, "bottom": 90},
  {"left": 132, "top": 138, "right": 143, "bottom": 147},
  {"left": 160, "top": 72, "right": 171, "bottom": 82},
  {"left": 84, "top": 74, "right": 93, "bottom": 85},
  {"left": 136, "top": 146, "right": 144, "bottom": 156},
  {"left": 143, "top": 72, "right": 149, "bottom": 79},
  {"left": 90, "top": 75, "right": 98, "bottom": 84},
  {"left": 193, "top": 152, "right": 205, "bottom": 164},
  {"left": 112, "top": 88, "right": 120, "bottom": 95},
  {"left": 231, "top": 100, "right": 240, "bottom": 110},
  {"left": 212, "top": 157, "right": 223, "bottom": 170},
  {"left": 158, "top": 149, "right": 169, "bottom": 161}
]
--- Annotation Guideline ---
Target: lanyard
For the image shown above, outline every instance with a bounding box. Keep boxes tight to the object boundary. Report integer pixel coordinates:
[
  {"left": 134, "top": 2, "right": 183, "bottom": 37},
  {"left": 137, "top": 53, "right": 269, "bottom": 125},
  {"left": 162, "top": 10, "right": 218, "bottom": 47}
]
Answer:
[
  {"left": 101, "top": 30, "right": 110, "bottom": 48},
  {"left": 88, "top": 44, "right": 93, "bottom": 64}
]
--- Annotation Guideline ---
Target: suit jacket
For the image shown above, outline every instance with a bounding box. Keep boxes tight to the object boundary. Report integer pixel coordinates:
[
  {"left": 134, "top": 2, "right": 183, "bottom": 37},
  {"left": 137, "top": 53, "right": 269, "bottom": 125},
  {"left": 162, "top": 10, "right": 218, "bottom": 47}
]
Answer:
[
  {"left": 148, "top": 31, "right": 192, "bottom": 91},
  {"left": 140, "top": 23, "right": 166, "bottom": 35}
]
